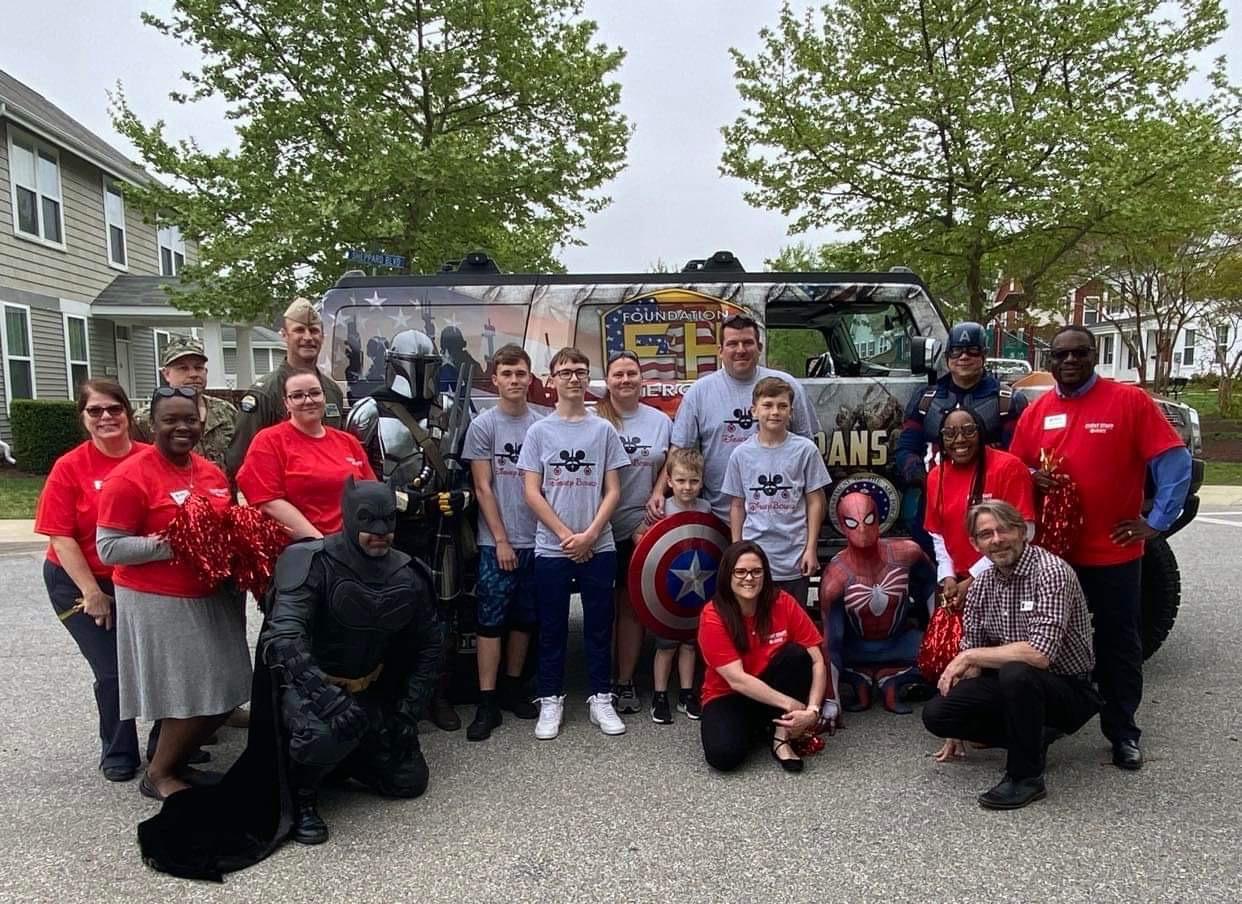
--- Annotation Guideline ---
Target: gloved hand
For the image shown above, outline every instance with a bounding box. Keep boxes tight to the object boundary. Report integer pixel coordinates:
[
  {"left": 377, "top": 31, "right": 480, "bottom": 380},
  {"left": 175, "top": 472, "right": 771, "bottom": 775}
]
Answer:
[
  {"left": 817, "top": 699, "right": 842, "bottom": 736},
  {"left": 326, "top": 695, "right": 369, "bottom": 743},
  {"left": 389, "top": 713, "right": 420, "bottom": 757},
  {"left": 437, "top": 489, "right": 472, "bottom": 516}
]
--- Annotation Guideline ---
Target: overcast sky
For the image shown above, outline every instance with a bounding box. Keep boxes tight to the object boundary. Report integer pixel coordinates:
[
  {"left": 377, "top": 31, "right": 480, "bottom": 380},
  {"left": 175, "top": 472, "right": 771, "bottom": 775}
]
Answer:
[{"left": 1, "top": 0, "right": 1239, "bottom": 274}]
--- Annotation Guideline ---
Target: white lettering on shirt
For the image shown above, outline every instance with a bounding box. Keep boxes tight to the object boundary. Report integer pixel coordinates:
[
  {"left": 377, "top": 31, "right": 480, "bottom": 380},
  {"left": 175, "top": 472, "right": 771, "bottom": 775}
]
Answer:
[
  {"left": 768, "top": 629, "right": 788, "bottom": 645},
  {"left": 1084, "top": 421, "right": 1114, "bottom": 435}
]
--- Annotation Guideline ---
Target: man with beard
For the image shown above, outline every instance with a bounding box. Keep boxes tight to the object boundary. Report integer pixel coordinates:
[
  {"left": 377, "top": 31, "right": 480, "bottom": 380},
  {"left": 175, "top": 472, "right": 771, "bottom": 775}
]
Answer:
[
  {"left": 225, "top": 298, "right": 346, "bottom": 477},
  {"left": 923, "top": 501, "right": 1099, "bottom": 810},
  {"left": 136, "top": 478, "right": 441, "bottom": 879}
]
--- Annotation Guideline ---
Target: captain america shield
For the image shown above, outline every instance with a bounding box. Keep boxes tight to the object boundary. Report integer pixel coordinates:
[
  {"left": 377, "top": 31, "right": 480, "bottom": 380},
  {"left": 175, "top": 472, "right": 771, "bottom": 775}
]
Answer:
[{"left": 627, "top": 511, "right": 730, "bottom": 642}]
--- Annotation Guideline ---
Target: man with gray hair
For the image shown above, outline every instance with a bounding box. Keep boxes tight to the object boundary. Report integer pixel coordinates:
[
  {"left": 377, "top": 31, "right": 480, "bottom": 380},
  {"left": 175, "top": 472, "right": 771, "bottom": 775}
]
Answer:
[{"left": 923, "top": 500, "right": 1100, "bottom": 810}]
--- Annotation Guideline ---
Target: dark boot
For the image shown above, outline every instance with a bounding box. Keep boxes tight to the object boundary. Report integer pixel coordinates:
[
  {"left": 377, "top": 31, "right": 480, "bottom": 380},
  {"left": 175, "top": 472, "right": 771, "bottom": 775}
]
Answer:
[
  {"left": 466, "top": 693, "right": 503, "bottom": 742},
  {"left": 429, "top": 692, "right": 461, "bottom": 732},
  {"left": 290, "top": 765, "right": 330, "bottom": 845},
  {"left": 499, "top": 675, "right": 538, "bottom": 720}
]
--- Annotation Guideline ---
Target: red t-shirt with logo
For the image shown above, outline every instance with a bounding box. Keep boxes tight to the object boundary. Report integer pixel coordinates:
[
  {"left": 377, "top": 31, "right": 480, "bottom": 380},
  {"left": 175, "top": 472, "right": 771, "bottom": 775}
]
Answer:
[
  {"left": 698, "top": 590, "right": 823, "bottom": 708},
  {"left": 236, "top": 421, "right": 376, "bottom": 535},
  {"left": 35, "top": 440, "right": 150, "bottom": 577},
  {"left": 1009, "top": 378, "right": 1183, "bottom": 566},
  {"left": 96, "top": 446, "right": 232, "bottom": 597},
  {"left": 924, "top": 448, "right": 1035, "bottom": 575}
]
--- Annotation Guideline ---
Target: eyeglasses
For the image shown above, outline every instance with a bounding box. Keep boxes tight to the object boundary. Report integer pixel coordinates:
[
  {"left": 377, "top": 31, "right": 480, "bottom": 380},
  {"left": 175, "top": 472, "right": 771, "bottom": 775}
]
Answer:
[
  {"left": 153, "top": 385, "right": 198, "bottom": 401},
  {"left": 286, "top": 388, "right": 325, "bottom": 403},
  {"left": 947, "top": 347, "right": 984, "bottom": 360},
  {"left": 84, "top": 404, "right": 126, "bottom": 419},
  {"left": 1050, "top": 347, "right": 1092, "bottom": 361},
  {"left": 732, "top": 567, "right": 765, "bottom": 580},
  {"left": 942, "top": 424, "right": 979, "bottom": 440},
  {"left": 553, "top": 368, "right": 590, "bottom": 381}
]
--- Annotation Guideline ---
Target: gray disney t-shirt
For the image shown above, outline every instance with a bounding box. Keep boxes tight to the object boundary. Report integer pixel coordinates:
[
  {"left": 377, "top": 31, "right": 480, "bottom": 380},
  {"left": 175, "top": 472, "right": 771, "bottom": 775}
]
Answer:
[
  {"left": 462, "top": 406, "right": 543, "bottom": 549},
  {"left": 671, "top": 366, "right": 821, "bottom": 520},
  {"left": 517, "top": 413, "right": 631, "bottom": 558},
  {"left": 721, "top": 433, "right": 831, "bottom": 581},
  {"left": 610, "top": 404, "right": 673, "bottom": 539}
]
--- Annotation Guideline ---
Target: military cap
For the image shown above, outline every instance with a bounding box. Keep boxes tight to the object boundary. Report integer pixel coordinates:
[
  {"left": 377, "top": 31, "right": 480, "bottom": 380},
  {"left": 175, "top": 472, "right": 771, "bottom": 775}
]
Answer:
[
  {"left": 161, "top": 336, "right": 208, "bottom": 367},
  {"left": 283, "top": 298, "right": 322, "bottom": 327}
]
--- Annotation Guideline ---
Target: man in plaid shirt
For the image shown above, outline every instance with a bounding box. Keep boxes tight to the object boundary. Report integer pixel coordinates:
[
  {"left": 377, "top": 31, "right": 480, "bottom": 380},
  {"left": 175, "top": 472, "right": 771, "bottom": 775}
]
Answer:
[{"left": 923, "top": 500, "right": 1100, "bottom": 810}]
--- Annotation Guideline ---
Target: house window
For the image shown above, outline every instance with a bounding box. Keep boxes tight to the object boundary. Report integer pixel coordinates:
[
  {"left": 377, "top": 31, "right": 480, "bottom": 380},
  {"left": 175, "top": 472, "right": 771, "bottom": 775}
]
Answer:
[
  {"left": 1126, "top": 334, "right": 1140, "bottom": 370},
  {"left": 2, "top": 304, "right": 37, "bottom": 409},
  {"left": 252, "top": 347, "right": 277, "bottom": 375},
  {"left": 154, "top": 329, "right": 171, "bottom": 382},
  {"left": 1100, "top": 334, "right": 1115, "bottom": 366},
  {"left": 1183, "top": 329, "right": 1196, "bottom": 367},
  {"left": 7, "top": 128, "right": 64, "bottom": 246},
  {"left": 1082, "top": 296, "right": 1100, "bottom": 326},
  {"left": 64, "top": 314, "right": 90, "bottom": 393},
  {"left": 103, "top": 180, "right": 127, "bottom": 269},
  {"left": 1217, "top": 324, "right": 1230, "bottom": 357},
  {"left": 158, "top": 225, "right": 186, "bottom": 276}
]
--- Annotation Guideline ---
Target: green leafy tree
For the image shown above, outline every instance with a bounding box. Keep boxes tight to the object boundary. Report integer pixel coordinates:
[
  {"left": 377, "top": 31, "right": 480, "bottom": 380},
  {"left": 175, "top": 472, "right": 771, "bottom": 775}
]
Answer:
[
  {"left": 722, "top": 0, "right": 1241, "bottom": 322},
  {"left": 112, "top": 0, "right": 630, "bottom": 322}
]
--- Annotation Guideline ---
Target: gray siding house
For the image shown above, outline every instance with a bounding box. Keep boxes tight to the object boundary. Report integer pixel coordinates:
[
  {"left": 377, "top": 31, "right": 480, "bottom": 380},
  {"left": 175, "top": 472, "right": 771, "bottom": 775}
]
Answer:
[{"left": 0, "top": 69, "right": 267, "bottom": 444}]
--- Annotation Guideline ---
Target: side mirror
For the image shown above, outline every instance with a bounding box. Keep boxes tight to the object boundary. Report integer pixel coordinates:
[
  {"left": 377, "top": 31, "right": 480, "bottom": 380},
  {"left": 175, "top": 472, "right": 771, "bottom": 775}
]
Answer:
[{"left": 911, "top": 336, "right": 940, "bottom": 377}]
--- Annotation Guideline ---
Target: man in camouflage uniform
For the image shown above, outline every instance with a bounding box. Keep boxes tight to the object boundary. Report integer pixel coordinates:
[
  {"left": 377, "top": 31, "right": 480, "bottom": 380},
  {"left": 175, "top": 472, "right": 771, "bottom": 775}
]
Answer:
[
  {"left": 134, "top": 337, "right": 238, "bottom": 469},
  {"left": 225, "top": 298, "right": 346, "bottom": 478}
]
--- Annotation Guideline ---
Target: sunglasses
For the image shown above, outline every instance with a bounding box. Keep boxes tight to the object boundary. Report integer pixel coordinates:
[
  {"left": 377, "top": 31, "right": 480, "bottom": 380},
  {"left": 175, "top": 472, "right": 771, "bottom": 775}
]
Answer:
[
  {"left": 947, "top": 347, "right": 984, "bottom": 360},
  {"left": 1050, "top": 347, "right": 1092, "bottom": 361},
  {"left": 607, "top": 351, "right": 640, "bottom": 366},
  {"left": 84, "top": 404, "right": 126, "bottom": 419}
]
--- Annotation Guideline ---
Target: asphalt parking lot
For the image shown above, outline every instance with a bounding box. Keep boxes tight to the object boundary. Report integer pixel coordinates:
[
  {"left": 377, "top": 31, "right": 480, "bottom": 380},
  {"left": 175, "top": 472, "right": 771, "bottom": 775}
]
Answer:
[{"left": 1, "top": 514, "right": 1239, "bottom": 903}]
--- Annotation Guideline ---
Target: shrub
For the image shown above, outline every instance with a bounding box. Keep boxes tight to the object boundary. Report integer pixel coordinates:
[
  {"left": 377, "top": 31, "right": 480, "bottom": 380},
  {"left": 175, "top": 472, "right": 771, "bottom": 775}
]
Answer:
[{"left": 10, "top": 400, "right": 84, "bottom": 474}]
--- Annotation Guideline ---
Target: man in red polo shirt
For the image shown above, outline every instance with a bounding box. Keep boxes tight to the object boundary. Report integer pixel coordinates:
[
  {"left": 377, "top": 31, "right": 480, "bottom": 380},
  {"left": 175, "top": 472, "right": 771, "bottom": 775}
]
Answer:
[{"left": 1009, "top": 325, "right": 1191, "bottom": 771}]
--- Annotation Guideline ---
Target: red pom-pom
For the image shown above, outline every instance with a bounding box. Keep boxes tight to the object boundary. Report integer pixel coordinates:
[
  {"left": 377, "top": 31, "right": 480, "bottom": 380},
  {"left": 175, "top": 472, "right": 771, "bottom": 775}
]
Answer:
[
  {"left": 226, "top": 506, "right": 289, "bottom": 599},
  {"left": 917, "top": 598, "right": 964, "bottom": 682},
  {"left": 1034, "top": 453, "right": 1083, "bottom": 559},
  {"left": 164, "top": 494, "right": 232, "bottom": 590}
]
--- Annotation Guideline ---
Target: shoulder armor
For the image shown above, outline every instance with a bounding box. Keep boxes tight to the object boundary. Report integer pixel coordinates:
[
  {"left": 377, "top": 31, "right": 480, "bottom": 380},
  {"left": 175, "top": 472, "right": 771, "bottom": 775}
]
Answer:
[
  {"left": 273, "top": 539, "right": 325, "bottom": 590},
  {"left": 345, "top": 396, "right": 381, "bottom": 443}
]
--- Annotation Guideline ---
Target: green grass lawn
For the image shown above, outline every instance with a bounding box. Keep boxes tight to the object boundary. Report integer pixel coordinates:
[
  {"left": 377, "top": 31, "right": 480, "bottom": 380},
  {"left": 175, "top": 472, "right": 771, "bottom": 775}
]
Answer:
[
  {"left": 0, "top": 472, "right": 44, "bottom": 519},
  {"left": 1205, "top": 461, "right": 1242, "bottom": 486}
]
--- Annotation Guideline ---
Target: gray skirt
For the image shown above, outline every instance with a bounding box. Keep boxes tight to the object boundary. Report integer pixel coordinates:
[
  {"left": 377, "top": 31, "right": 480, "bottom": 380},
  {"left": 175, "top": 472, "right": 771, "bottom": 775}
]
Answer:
[{"left": 115, "top": 586, "right": 252, "bottom": 722}]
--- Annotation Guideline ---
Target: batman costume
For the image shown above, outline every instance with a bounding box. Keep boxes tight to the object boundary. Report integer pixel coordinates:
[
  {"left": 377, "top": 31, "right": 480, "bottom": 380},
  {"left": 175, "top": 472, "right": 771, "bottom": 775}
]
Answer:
[{"left": 137, "top": 478, "right": 441, "bottom": 881}]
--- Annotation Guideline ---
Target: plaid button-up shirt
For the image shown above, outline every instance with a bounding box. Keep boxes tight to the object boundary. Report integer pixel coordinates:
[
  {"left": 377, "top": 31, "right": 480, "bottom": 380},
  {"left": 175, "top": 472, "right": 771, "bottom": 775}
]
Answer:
[{"left": 962, "top": 544, "right": 1095, "bottom": 676}]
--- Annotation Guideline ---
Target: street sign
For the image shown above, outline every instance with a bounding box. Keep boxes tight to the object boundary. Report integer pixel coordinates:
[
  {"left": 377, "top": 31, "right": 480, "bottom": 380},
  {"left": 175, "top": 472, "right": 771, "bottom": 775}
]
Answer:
[{"left": 345, "top": 248, "right": 407, "bottom": 269}]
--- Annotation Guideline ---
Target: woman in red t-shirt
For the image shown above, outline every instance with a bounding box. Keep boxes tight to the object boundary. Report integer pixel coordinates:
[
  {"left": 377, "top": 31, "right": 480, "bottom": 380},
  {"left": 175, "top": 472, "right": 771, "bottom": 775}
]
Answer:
[
  {"left": 236, "top": 371, "right": 375, "bottom": 538},
  {"left": 97, "top": 387, "right": 251, "bottom": 801},
  {"left": 33, "top": 379, "right": 148, "bottom": 782},
  {"left": 697, "top": 541, "right": 827, "bottom": 773},
  {"left": 924, "top": 407, "right": 1035, "bottom": 607}
]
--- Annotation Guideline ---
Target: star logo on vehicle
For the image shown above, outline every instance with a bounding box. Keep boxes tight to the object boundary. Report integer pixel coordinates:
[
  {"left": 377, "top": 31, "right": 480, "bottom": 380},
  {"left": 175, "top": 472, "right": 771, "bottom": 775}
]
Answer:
[{"left": 364, "top": 291, "right": 387, "bottom": 307}]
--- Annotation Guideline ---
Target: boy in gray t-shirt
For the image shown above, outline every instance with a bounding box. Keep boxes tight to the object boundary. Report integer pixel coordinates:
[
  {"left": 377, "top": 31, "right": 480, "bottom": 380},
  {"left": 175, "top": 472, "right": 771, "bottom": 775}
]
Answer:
[
  {"left": 721, "top": 377, "right": 830, "bottom": 605},
  {"left": 461, "top": 344, "right": 544, "bottom": 741}
]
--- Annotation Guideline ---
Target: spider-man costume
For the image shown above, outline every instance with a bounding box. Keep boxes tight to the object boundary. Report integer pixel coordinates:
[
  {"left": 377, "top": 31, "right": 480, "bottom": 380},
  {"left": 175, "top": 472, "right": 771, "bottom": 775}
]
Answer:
[{"left": 818, "top": 492, "right": 934, "bottom": 723}]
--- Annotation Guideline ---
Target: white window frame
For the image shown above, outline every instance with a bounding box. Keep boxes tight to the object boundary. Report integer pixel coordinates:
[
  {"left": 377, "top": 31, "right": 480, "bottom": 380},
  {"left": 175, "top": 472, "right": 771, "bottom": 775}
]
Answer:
[
  {"left": 62, "top": 313, "right": 91, "bottom": 395},
  {"left": 153, "top": 329, "right": 172, "bottom": 383},
  {"left": 1082, "top": 296, "right": 1100, "bottom": 327},
  {"left": 6, "top": 126, "right": 66, "bottom": 249},
  {"left": 1100, "top": 334, "right": 1115, "bottom": 366},
  {"left": 157, "top": 225, "right": 186, "bottom": 277},
  {"left": 102, "top": 177, "right": 128, "bottom": 271},
  {"left": 1182, "top": 329, "right": 1196, "bottom": 367},
  {"left": 1, "top": 302, "right": 38, "bottom": 413}
]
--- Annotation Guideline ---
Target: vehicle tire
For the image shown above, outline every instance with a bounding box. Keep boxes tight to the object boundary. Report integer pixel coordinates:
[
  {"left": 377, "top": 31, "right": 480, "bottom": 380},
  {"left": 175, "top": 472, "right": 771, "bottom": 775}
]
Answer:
[{"left": 1140, "top": 536, "right": 1180, "bottom": 660}]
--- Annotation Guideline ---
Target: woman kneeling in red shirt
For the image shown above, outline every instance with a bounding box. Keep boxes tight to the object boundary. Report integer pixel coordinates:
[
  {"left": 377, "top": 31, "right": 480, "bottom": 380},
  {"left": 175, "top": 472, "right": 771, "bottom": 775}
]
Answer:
[
  {"left": 698, "top": 541, "right": 827, "bottom": 773},
  {"left": 236, "top": 370, "right": 375, "bottom": 539},
  {"left": 97, "top": 387, "right": 252, "bottom": 801}
]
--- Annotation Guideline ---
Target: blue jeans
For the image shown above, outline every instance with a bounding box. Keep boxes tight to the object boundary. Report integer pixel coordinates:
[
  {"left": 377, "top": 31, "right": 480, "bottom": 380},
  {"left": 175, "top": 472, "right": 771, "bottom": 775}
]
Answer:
[{"left": 535, "top": 552, "right": 616, "bottom": 697}]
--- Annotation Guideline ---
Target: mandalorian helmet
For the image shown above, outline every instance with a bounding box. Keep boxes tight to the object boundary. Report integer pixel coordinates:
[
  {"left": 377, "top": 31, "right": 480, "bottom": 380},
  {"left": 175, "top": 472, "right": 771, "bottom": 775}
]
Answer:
[{"left": 385, "top": 329, "right": 440, "bottom": 400}]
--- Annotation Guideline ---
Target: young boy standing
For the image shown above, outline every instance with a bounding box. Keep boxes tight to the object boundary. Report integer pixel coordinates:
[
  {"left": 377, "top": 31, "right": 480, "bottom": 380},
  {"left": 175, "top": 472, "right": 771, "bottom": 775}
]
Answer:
[
  {"left": 642, "top": 448, "right": 711, "bottom": 725},
  {"left": 722, "top": 377, "right": 830, "bottom": 606},
  {"left": 518, "top": 347, "right": 631, "bottom": 740},
  {"left": 461, "top": 345, "right": 543, "bottom": 741}
]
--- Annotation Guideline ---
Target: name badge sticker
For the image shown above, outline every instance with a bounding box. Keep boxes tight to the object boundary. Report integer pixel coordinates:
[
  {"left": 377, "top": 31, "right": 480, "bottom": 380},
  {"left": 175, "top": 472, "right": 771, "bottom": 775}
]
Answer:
[
  {"left": 1020, "top": 599, "right": 1035, "bottom": 612},
  {"left": 1043, "top": 413, "right": 1068, "bottom": 430},
  {"left": 170, "top": 489, "right": 191, "bottom": 506}
]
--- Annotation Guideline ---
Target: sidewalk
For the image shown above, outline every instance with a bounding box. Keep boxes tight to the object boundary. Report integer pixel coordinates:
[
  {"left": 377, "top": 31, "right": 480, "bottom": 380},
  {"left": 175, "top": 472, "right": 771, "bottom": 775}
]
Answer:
[{"left": 3, "top": 486, "right": 1241, "bottom": 554}]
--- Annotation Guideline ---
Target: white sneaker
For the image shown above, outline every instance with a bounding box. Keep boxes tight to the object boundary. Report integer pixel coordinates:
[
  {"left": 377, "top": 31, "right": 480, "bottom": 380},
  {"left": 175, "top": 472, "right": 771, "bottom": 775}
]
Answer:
[
  {"left": 588, "top": 693, "right": 627, "bottom": 736},
  {"left": 534, "top": 696, "right": 565, "bottom": 740}
]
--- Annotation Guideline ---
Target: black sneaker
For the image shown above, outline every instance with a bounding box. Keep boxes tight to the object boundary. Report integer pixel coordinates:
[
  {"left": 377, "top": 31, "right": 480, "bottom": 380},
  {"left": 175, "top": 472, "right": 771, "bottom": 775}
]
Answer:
[
  {"left": 651, "top": 692, "right": 673, "bottom": 724},
  {"left": 499, "top": 678, "right": 539, "bottom": 720},
  {"left": 678, "top": 689, "right": 701, "bottom": 721},
  {"left": 466, "top": 701, "right": 502, "bottom": 742},
  {"left": 614, "top": 682, "right": 641, "bottom": 714}
]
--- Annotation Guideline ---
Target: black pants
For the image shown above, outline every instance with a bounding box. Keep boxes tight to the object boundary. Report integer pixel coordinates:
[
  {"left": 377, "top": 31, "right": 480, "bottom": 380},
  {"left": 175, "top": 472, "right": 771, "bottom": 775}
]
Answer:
[
  {"left": 1073, "top": 559, "right": 1143, "bottom": 744},
  {"left": 44, "top": 560, "right": 139, "bottom": 770},
  {"left": 700, "top": 644, "right": 813, "bottom": 772},
  {"left": 922, "top": 662, "right": 1100, "bottom": 779}
]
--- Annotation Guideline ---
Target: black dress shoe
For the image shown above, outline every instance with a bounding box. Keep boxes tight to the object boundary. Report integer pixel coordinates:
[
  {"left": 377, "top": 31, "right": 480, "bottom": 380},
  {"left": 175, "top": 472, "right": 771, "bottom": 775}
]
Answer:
[
  {"left": 466, "top": 702, "right": 502, "bottom": 742},
  {"left": 1112, "top": 739, "right": 1143, "bottom": 770},
  {"left": 770, "top": 738, "right": 804, "bottom": 774},
  {"left": 978, "top": 774, "right": 1047, "bottom": 810},
  {"left": 101, "top": 765, "right": 137, "bottom": 783},
  {"left": 429, "top": 695, "right": 461, "bottom": 732}
]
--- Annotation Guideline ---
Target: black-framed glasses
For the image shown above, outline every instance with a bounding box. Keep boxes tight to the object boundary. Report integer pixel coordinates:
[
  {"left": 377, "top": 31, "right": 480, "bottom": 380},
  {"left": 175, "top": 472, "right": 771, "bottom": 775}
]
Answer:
[
  {"left": 553, "top": 367, "right": 590, "bottom": 381},
  {"left": 732, "top": 567, "right": 765, "bottom": 580},
  {"left": 286, "top": 387, "right": 326, "bottom": 403},
  {"left": 947, "top": 347, "right": 984, "bottom": 360},
  {"left": 153, "top": 386, "right": 198, "bottom": 402},
  {"left": 84, "top": 404, "right": 126, "bottom": 418},
  {"left": 942, "top": 424, "right": 979, "bottom": 440},
  {"left": 1050, "top": 347, "right": 1092, "bottom": 361}
]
